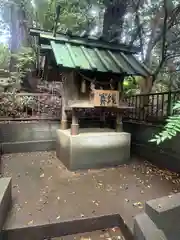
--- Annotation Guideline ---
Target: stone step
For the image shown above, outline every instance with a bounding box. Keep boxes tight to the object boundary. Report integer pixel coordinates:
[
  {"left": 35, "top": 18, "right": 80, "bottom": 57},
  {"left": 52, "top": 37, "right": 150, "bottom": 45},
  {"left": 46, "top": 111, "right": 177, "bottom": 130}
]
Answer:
[
  {"left": 145, "top": 193, "right": 180, "bottom": 231},
  {"left": 134, "top": 213, "right": 167, "bottom": 240},
  {"left": 2, "top": 140, "right": 55, "bottom": 154},
  {"left": 0, "top": 177, "right": 12, "bottom": 230},
  {"left": 51, "top": 227, "right": 124, "bottom": 240}
]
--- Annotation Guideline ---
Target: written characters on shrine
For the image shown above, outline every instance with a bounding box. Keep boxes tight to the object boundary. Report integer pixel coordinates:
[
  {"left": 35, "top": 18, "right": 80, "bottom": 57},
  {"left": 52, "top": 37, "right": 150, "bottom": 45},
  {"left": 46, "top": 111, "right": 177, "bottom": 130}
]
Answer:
[{"left": 93, "top": 90, "right": 119, "bottom": 107}]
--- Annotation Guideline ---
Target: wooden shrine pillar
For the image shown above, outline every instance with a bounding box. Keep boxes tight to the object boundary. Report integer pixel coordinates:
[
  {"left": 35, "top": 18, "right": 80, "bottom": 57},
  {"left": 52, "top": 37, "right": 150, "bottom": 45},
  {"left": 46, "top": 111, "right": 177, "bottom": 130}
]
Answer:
[
  {"left": 71, "top": 108, "right": 79, "bottom": 135},
  {"left": 42, "top": 55, "right": 48, "bottom": 81},
  {"left": 60, "top": 71, "right": 79, "bottom": 131},
  {"left": 116, "top": 77, "right": 124, "bottom": 132},
  {"left": 116, "top": 112, "right": 123, "bottom": 132},
  {"left": 61, "top": 102, "right": 68, "bottom": 130},
  {"left": 100, "top": 109, "right": 105, "bottom": 128}
]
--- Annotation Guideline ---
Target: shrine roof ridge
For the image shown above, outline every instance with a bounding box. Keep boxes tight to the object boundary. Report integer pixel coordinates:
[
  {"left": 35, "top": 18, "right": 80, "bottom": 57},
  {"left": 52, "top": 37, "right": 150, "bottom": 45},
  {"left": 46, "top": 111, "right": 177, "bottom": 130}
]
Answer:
[{"left": 29, "top": 28, "right": 140, "bottom": 54}]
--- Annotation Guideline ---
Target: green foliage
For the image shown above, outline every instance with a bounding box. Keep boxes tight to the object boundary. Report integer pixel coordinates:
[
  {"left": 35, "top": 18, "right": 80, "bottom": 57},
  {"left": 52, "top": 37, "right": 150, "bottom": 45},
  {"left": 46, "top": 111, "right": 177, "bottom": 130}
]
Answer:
[
  {"left": 11, "top": 47, "right": 35, "bottom": 80},
  {"left": 150, "top": 101, "right": 180, "bottom": 144},
  {"left": 34, "top": 0, "right": 101, "bottom": 34},
  {"left": 123, "top": 76, "right": 140, "bottom": 96}
]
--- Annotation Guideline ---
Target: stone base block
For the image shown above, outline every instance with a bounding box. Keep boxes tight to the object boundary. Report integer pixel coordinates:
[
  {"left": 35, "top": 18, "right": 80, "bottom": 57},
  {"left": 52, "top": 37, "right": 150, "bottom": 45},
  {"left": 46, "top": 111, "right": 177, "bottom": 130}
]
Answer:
[
  {"left": 2, "top": 140, "right": 55, "bottom": 154},
  {"left": 134, "top": 213, "right": 167, "bottom": 240},
  {"left": 0, "top": 178, "right": 12, "bottom": 230},
  {"left": 146, "top": 193, "right": 180, "bottom": 232},
  {"left": 56, "top": 128, "right": 131, "bottom": 171}
]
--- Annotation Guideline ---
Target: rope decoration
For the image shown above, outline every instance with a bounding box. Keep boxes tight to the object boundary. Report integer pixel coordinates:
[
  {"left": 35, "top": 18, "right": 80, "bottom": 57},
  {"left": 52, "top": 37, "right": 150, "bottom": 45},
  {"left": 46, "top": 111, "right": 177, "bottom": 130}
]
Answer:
[{"left": 77, "top": 71, "right": 114, "bottom": 86}]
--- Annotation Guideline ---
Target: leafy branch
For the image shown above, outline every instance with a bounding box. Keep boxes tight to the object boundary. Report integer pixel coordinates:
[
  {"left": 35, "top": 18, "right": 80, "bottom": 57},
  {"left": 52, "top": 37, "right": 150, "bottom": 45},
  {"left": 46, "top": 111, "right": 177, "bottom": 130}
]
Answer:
[{"left": 150, "top": 101, "right": 180, "bottom": 144}]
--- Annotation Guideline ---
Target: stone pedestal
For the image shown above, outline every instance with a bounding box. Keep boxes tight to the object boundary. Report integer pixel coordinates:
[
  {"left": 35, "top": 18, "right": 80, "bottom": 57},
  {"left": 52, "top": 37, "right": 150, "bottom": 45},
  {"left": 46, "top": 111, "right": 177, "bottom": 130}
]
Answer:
[
  {"left": 56, "top": 128, "right": 131, "bottom": 171},
  {"left": 134, "top": 193, "right": 180, "bottom": 240},
  {"left": 0, "top": 178, "right": 12, "bottom": 231}
]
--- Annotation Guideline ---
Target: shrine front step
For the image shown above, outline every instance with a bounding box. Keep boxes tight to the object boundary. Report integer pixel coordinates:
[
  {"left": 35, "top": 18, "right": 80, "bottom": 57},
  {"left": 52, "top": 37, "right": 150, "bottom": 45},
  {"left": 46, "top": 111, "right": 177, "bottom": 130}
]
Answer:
[{"left": 56, "top": 128, "right": 131, "bottom": 171}]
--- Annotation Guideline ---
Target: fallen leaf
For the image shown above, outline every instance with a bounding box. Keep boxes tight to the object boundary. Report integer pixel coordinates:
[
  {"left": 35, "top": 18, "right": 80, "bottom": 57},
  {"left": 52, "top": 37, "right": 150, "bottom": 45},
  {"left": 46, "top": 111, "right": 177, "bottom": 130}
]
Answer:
[
  {"left": 117, "top": 236, "right": 122, "bottom": 239},
  {"left": 28, "top": 220, "right": 33, "bottom": 225},
  {"left": 133, "top": 202, "right": 138, "bottom": 207},
  {"left": 103, "top": 232, "right": 110, "bottom": 238},
  {"left": 111, "top": 227, "right": 119, "bottom": 232},
  {"left": 133, "top": 202, "right": 143, "bottom": 208},
  {"left": 37, "top": 207, "right": 42, "bottom": 211},
  {"left": 100, "top": 234, "right": 105, "bottom": 238},
  {"left": 69, "top": 191, "right": 76, "bottom": 195},
  {"left": 125, "top": 185, "right": 128, "bottom": 190}
]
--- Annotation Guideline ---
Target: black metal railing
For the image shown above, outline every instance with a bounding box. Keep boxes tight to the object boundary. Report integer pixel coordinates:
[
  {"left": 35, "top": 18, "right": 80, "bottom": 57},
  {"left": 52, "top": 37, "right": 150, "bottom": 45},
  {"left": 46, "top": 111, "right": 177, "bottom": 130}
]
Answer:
[{"left": 124, "top": 90, "right": 180, "bottom": 123}]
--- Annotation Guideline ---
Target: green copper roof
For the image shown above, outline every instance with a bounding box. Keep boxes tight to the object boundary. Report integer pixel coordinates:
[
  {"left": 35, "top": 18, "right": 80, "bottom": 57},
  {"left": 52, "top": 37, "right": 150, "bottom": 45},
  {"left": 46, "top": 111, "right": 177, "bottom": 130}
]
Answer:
[
  {"left": 50, "top": 41, "right": 150, "bottom": 76},
  {"left": 29, "top": 28, "right": 150, "bottom": 76}
]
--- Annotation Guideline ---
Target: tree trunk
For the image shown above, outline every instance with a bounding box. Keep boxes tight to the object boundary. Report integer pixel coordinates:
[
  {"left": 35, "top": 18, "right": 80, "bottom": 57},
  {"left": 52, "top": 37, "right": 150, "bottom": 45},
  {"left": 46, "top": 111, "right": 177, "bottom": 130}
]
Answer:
[
  {"left": 102, "top": 0, "right": 127, "bottom": 42},
  {"left": 9, "top": 2, "right": 34, "bottom": 92},
  {"left": 9, "top": 3, "right": 30, "bottom": 70},
  {"left": 9, "top": 4, "right": 19, "bottom": 73},
  {"left": 138, "top": 76, "right": 153, "bottom": 120}
]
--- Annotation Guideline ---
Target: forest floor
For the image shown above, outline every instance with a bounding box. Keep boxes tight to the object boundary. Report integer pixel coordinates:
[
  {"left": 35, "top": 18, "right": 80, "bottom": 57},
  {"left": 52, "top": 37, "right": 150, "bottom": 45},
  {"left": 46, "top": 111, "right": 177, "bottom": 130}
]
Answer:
[{"left": 1, "top": 151, "right": 180, "bottom": 239}]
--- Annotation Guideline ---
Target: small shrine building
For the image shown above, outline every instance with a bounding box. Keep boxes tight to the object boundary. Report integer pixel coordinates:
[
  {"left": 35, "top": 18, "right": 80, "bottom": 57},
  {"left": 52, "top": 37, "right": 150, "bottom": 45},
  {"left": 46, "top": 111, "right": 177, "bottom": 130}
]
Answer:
[{"left": 30, "top": 28, "right": 150, "bottom": 170}]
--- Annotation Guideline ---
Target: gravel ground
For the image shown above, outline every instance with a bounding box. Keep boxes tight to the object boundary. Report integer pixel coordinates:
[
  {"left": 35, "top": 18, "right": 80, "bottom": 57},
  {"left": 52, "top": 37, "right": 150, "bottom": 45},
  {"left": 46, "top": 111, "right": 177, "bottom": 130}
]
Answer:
[{"left": 1, "top": 151, "right": 180, "bottom": 238}]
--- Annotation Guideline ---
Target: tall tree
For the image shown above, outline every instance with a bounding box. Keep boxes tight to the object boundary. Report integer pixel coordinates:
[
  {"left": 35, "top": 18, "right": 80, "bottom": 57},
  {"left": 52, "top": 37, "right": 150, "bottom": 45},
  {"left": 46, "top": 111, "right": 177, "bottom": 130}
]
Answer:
[
  {"left": 128, "top": 0, "right": 180, "bottom": 93},
  {"left": 102, "top": 0, "right": 128, "bottom": 42}
]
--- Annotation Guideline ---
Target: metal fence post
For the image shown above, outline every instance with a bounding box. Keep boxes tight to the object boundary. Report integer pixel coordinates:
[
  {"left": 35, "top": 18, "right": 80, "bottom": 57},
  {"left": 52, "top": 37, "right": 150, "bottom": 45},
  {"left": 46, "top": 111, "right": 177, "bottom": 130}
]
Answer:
[{"left": 167, "top": 91, "right": 172, "bottom": 116}]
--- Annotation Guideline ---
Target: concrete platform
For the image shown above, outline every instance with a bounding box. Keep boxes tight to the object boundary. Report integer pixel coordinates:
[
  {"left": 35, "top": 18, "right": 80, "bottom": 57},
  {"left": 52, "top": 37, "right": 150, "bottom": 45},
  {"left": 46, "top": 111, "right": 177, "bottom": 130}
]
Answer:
[
  {"left": 56, "top": 128, "right": 131, "bottom": 171},
  {"left": 0, "top": 177, "right": 12, "bottom": 231},
  {"left": 2, "top": 152, "right": 180, "bottom": 239}
]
